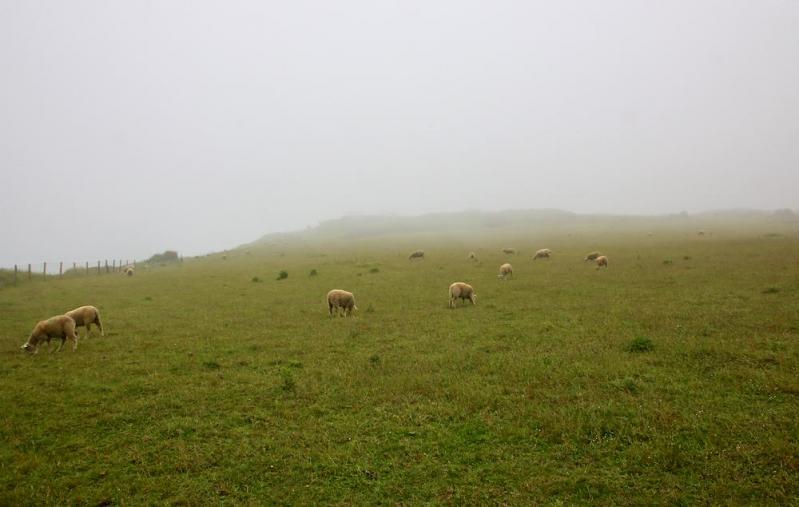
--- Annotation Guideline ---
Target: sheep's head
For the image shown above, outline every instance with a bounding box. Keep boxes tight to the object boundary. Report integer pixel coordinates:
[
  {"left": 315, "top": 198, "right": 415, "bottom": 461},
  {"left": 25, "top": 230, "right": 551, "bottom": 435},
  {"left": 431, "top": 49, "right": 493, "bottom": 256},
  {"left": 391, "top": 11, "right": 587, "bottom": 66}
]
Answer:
[{"left": 20, "top": 342, "right": 36, "bottom": 354}]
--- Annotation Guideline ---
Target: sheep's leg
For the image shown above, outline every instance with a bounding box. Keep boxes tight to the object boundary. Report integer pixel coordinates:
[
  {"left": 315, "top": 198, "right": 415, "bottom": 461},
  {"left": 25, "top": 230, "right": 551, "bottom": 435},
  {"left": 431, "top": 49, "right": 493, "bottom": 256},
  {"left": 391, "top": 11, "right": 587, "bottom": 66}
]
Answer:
[
  {"left": 56, "top": 338, "right": 65, "bottom": 352},
  {"left": 71, "top": 333, "right": 78, "bottom": 351},
  {"left": 96, "top": 316, "right": 104, "bottom": 337}
]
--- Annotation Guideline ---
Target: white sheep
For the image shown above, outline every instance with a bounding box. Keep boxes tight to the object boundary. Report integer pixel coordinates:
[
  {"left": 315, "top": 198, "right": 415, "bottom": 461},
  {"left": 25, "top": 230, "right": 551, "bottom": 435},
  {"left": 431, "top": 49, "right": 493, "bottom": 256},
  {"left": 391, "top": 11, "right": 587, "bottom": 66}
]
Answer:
[
  {"left": 584, "top": 251, "right": 601, "bottom": 262},
  {"left": 502, "top": 248, "right": 517, "bottom": 255},
  {"left": 327, "top": 289, "right": 358, "bottom": 317},
  {"left": 596, "top": 256, "right": 609, "bottom": 268},
  {"left": 498, "top": 263, "right": 513, "bottom": 280},
  {"left": 449, "top": 282, "right": 477, "bottom": 308},
  {"left": 66, "top": 305, "right": 104, "bottom": 338},
  {"left": 533, "top": 248, "right": 551, "bottom": 260},
  {"left": 408, "top": 250, "right": 425, "bottom": 260},
  {"left": 21, "top": 315, "right": 79, "bottom": 353}
]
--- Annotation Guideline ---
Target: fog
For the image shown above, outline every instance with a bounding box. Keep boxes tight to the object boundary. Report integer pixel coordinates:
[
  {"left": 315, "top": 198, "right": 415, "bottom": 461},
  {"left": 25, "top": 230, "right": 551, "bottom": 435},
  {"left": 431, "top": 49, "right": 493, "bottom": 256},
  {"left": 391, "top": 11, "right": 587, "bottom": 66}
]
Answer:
[{"left": 1, "top": 1, "right": 797, "bottom": 267}]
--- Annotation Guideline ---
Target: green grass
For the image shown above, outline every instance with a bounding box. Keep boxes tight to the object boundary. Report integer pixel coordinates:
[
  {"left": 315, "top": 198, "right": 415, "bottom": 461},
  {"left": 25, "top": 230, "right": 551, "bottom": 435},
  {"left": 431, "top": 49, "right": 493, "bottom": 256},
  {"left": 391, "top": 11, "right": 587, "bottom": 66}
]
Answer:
[{"left": 1, "top": 225, "right": 798, "bottom": 504}]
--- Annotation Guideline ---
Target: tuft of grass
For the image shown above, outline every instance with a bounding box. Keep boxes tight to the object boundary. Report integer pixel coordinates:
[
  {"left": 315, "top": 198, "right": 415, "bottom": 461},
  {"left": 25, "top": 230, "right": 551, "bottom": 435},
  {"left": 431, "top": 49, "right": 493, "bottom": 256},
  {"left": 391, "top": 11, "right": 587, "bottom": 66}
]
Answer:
[
  {"left": 309, "top": 269, "right": 318, "bottom": 276},
  {"left": 276, "top": 270, "right": 288, "bottom": 280},
  {"left": 626, "top": 336, "right": 654, "bottom": 352},
  {"left": 762, "top": 286, "right": 780, "bottom": 294},
  {"left": 663, "top": 259, "right": 673, "bottom": 265},
  {"left": 203, "top": 360, "right": 221, "bottom": 370},
  {"left": 143, "top": 295, "right": 152, "bottom": 301},
  {"left": 369, "top": 267, "right": 380, "bottom": 273},
  {"left": 280, "top": 368, "right": 296, "bottom": 392},
  {"left": 683, "top": 256, "right": 692, "bottom": 260},
  {"left": 251, "top": 276, "right": 261, "bottom": 283}
]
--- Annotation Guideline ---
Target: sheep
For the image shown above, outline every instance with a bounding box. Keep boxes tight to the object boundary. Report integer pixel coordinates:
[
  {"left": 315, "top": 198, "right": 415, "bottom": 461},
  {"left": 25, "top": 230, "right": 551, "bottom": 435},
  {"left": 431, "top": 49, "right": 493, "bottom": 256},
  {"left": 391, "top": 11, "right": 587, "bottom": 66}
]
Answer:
[
  {"left": 327, "top": 289, "right": 358, "bottom": 317},
  {"left": 498, "top": 263, "right": 513, "bottom": 280},
  {"left": 584, "top": 251, "right": 601, "bottom": 262},
  {"left": 408, "top": 250, "right": 425, "bottom": 260},
  {"left": 449, "top": 282, "right": 477, "bottom": 308},
  {"left": 21, "top": 315, "right": 78, "bottom": 353},
  {"left": 502, "top": 248, "right": 517, "bottom": 255},
  {"left": 65, "top": 305, "right": 104, "bottom": 338},
  {"left": 533, "top": 248, "right": 551, "bottom": 260},
  {"left": 122, "top": 266, "right": 134, "bottom": 276},
  {"left": 596, "top": 255, "right": 608, "bottom": 268},
  {"left": 468, "top": 251, "right": 477, "bottom": 261}
]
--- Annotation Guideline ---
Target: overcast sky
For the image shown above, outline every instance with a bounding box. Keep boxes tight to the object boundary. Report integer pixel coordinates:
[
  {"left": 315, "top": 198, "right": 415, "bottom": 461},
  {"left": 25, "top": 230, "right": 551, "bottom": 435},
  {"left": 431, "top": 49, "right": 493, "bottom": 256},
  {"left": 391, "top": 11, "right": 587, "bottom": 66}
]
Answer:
[{"left": 1, "top": 1, "right": 797, "bottom": 267}]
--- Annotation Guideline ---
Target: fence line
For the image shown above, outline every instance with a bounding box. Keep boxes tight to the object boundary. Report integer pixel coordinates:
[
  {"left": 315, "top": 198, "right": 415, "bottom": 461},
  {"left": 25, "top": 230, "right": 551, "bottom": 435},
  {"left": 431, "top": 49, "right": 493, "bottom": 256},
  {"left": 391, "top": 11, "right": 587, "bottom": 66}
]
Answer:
[{"left": 7, "top": 259, "right": 139, "bottom": 286}]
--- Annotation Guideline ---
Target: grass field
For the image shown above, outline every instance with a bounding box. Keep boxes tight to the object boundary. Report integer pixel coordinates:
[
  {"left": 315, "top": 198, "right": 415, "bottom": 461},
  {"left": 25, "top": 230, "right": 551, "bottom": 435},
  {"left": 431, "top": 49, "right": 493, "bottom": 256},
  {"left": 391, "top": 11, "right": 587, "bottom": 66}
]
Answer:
[{"left": 1, "top": 217, "right": 798, "bottom": 504}]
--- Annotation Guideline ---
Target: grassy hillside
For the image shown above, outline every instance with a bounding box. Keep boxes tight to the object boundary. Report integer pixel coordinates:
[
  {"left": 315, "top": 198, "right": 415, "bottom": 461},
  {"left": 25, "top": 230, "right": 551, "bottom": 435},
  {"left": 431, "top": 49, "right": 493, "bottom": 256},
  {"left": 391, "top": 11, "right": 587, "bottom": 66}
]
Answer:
[{"left": 1, "top": 217, "right": 798, "bottom": 504}]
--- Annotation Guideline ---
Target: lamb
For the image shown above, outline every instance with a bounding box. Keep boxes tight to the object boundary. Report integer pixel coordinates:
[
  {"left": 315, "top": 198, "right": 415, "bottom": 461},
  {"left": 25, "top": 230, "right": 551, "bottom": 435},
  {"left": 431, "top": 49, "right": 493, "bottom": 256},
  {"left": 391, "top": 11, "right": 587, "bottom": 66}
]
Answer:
[
  {"left": 596, "top": 256, "right": 609, "bottom": 268},
  {"left": 65, "top": 305, "right": 104, "bottom": 338},
  {"left": 408, "top": 250, "right": 425, "bottom": 260},
  {"left": 584, "top": 251, "right": 601, "bottom": 262},
  {"left": 502, "top": 248, "right": 517, "bottom": 255},
  {"left": 122, "top": 266, "right": 134, "bottom": 276},
  {"left": 533, "top": 248, "right": 551, "bottom": 260},
  {"left": 498, "top": 263, "right": 513, "bottom": 280},
  {"left": 327, "top": 289, "right": 358, "bottom": 317},
  {"left": 449, "top": 282, "right": 477, "bottom": 308},
  {"left": 21, "top": 315, "right": 79, "bottom": 353}
]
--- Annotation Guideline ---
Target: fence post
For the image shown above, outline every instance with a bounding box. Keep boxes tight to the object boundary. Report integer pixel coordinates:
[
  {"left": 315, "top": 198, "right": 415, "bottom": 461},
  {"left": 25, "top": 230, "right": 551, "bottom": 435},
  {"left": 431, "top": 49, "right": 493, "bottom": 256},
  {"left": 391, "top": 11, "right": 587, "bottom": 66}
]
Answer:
[
  {"left": 43, "top": 262, "right": 47, "bottom": 280},
  {"left": 97, "top": 261, "right": 100, "bottom": 275},
  {"left": 86, "top": 261, "right": 89, "bottom": 276},
  {"left": 105, "top": 260, "right": 108, "bottom": 273},
  {"left": 28, "top": 264, "right": 31, "bottom": 280},
  {"left": 14, "top": 265, "right": 17, "bottom": 285},
  {"left": 59, "top": 262, "right": 63, "bottom": 278},
  {"left": 73, "top": 262, "right": 76, "bottom": 271},
  {"left": 112, "top": 259, "right": 116, "bottom": 271}
]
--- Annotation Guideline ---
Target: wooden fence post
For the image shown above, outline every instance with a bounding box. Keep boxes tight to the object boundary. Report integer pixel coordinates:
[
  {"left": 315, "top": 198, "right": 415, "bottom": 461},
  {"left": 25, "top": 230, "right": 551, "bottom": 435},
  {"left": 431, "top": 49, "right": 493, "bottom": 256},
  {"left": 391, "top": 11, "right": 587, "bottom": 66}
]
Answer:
[
  {"left": 73, "top": 262, "right": 76, "bottom": 271},
  {"left": 105, "top": 260, "right": 108, "bottom": 273},
  {"left": 112, "top": 259, "right": 116, "bottom": 271},
  {"left": 97, "top": 261, "right": 101, "bottom": 275},
  {"left": 43, "top": 262, "right": 47, "bottom": 280},
  {"left": 14, "top": 265, "right": 17, "bottom": 285},
  {"left": 59, "top": 262, "right": 63, "bottom": 278},
  {"left": 86, "top": 261, "right": 89, "bottom": 275},
  {"left": 28, "top": 264, "right": 31, "bottom": 280}
]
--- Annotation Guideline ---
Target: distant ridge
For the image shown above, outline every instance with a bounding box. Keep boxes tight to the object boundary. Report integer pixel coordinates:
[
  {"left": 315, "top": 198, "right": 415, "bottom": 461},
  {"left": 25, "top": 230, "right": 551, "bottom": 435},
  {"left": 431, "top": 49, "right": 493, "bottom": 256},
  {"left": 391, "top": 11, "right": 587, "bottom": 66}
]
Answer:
[{"left": 247, "top": 208, "right": 797, "bottom": 247}]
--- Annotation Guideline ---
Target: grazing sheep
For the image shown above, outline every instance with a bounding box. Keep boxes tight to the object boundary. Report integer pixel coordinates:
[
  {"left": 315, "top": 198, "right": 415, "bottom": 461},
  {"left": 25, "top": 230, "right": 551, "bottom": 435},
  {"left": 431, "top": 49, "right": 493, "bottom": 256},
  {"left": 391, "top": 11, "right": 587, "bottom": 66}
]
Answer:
[
  {"left": 122, "top": 266, "right": 134, "bottom": 276},
  {"left": 66, "top": 305, "right": 104, "bottom": 338},
  {"left": 498, "top": 263, "right": 513, "bottom": 280},
  {"left": 21, "top": 315, "right": 78, "bottom": 353},
  {"left": 584, "top": 251, "right": 601, "bottom": 262},
  {"left": 533, "top": 248, "right": 551, "bottom": 260},
  {"left": 327, "top": 289, "right": 358, "bottom": 317},
  {"left": 596, "top": 256, "right": 608, "bottom": 268},
  {"left": 449, "top": 282, "right": 477, "bottom": 308},
  {"left": 408, "top": 250, "right": 425, "bottom": 260},
  {"left": 468, "top": 252, "right": 477, "bottom": 261},
  {"left": 502, "top": 248, "right": 517, "bottom": 255}
]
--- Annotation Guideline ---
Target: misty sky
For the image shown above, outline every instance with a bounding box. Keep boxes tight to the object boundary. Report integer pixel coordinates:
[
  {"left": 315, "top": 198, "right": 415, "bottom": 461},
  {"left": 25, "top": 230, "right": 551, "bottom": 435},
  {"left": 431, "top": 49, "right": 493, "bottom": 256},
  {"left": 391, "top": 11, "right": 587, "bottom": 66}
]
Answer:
[{"left": 1, "top": 1, "right": 797, "bottom": 267}]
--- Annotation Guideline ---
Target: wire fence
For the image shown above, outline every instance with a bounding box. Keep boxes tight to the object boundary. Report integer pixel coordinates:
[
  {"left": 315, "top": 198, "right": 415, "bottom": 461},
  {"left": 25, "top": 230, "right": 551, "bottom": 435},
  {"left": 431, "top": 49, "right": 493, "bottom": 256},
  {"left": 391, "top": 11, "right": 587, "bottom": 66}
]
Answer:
[{"left": 1, "top": 259, "right": 137, "bottom": 286}]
